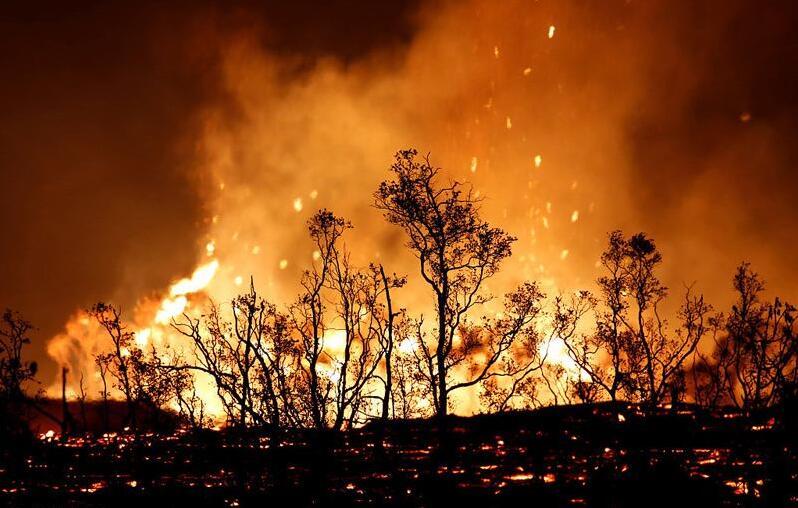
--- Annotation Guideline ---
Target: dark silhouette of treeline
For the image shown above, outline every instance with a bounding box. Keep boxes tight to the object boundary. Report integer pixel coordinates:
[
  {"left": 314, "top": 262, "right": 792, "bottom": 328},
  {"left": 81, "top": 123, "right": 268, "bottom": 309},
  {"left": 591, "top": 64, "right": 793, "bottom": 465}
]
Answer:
[{"left": 2, "top": 149, "right": 797, "bottom": 441}]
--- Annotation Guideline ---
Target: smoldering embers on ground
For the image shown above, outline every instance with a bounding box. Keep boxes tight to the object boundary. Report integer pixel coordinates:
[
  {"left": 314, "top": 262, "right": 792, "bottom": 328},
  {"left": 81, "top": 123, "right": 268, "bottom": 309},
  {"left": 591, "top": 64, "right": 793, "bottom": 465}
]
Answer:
[{"left": 2, "top": 401, "right": 797, "bottom": 507}]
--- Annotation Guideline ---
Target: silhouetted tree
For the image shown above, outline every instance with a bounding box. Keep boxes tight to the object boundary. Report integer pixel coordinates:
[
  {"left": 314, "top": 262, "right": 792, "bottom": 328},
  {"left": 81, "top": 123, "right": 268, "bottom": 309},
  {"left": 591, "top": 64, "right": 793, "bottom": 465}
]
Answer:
[
  {"left": 91, "top": 303, "right": 139, "bottom": 430},
  {"left": 375, "top": 149, "right": 515, "bottom": 417},
  {"left": 389, "top": 317, "right": 431, "bottom": 419},
  {"left": 95, "top": 354, "right": 111, "bottom": 431},
  {"left": 0, "top": 309, "right": 37, "bottom": 400},
  {"left": 290, "top": 211, "right": 400, "bottom": 429},
  {"left": 371, "top": 264, "right": 406, "bottom": 421},
  {"left": 173, "top": 282, "right": 298, "bottom": 431},
  {"left": 689, "top": 313, "right": 727, "bottom": 409},
  {"left": 77, "top": 371, "right": 88, "bottom": 431},
  {"left": 324, "top": 238, "right": 385, "bottom": 429},
  {"left": 0, "top": 309, "right": 38, "bottom": 450},
  {"left": 690, "top": 264, "right": 798, "bottom": 411},
  {"left": 560, "top": 232, "right": 711, "bottom": 406},
  {"left": 162, "top": 347, "right": 209, "bottom": 430},
  {"left": 482, "top": 290, "right": 591, "bottom": 411},
  {"left": 131, "top": 346, "right": 180, "bottom": 429},
  {"left": 0, "top": 310, "right": 36, "bottom": 472},
  {"left": 289, "top": 210, "right": 348, "bottom": 428},
  {"left": 720, "top": 263, "right": 796, "bottom": 410},
  {"left": 173, "top": 375, "right": 209, "bottom": 431}
]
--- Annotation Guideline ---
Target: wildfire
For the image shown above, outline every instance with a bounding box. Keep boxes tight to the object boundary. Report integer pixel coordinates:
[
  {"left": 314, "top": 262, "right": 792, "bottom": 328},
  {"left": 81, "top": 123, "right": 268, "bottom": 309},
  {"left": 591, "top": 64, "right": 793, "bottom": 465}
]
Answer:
[
  {"left": 47, "top": 256, "right": 222, "bottom": 411},
  {"left": 152, "top": 260, "right": 215, "bottom": 321},
  {"left": 41, "top": 1, "right": 601, "bottom": 422}
]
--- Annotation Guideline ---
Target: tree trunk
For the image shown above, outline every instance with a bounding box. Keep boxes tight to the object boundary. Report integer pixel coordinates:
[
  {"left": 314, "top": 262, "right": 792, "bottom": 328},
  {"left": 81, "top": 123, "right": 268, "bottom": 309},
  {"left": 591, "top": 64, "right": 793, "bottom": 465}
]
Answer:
[
  {"left": 380, "top": 266, "right": 394, "bottom": 421},
  {"left": 436, "top": 291, "right": 448, "bottom": 418},
  {"left": 60, "top": 367, "right": 74, "bottom": 438}
]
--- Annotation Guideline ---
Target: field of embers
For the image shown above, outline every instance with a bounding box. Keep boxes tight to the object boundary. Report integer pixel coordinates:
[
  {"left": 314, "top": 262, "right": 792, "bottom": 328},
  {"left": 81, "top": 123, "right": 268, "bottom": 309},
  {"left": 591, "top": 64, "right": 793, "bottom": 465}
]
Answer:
[{"left": 2, "top": 402, "right": 796, "bottom": 507}]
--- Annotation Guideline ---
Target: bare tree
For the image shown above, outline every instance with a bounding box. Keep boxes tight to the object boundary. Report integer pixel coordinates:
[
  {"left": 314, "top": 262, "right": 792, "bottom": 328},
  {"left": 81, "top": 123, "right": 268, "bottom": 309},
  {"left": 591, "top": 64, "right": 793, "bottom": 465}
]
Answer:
[
  {"left": 375, "top": 149, "right": 515, "bottom": 417},
  {"left": 481, "top": 290, "right": 590, "bottom": 412},
  {"left": 131, "top": 346, "right": 181, "bottom": 429},
  {"left": 560, "top": 232, "right": 711, "bottom": 406},
  {"left": 379, "top": 265, "right": 406, "bottom": 420},
  {"left": 289, "top": 210, "right": 348, "bottom": 428},
  {"left": 364, "top": 264, "right": 406, "bottom": 421},
  {"left": 91, "top": 303, "right": 138, "bottom": 430},
  {"left": 724, "top": 263, "right": 797, "bottom": 410},
  {"left": 162, "top": 347, "right": 209, "bottom": 431},
  {"left": 0, "top": 309, "right": 38, "bottom": 401},
  {"left": 289, "top": 211, "right": 398, "bottom": 429},
  {"left": 389, "top": 317, "right": 431, "bottom": 419},
  {"left": 325, "top": 239, "right": 382, "bottom": 429},
  {"left": 174, "top": 379, "right": 208, "bottom": 431},
  {"left": 77, "top": 371, "right": 88, "bottom": 431},
  {"left": 172, "top": 282, "right": 298, "bottom": 431},
  {"left": 691, "top": 264, "right": 798, "bottom": 411},
  {"left": 0, "top": 310, "right": 39, "bottom": 459},
  {"left": 172, "top": 304, "right": 255, "bottom": 428},
  {"left": 95, "top": 354, "right": 111, "bottom": 431}
]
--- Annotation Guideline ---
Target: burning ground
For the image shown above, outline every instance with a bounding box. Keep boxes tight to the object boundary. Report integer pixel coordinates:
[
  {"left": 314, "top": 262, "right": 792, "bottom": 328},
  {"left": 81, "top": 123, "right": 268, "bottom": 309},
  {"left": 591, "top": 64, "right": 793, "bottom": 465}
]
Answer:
[
  {"left": 2, "top": 1, "right": 798, "bottom": 506},
  {"left": 1, "top": 0, "right": 797, "bottom": 390},
  {"left": 3, "top": 403, "right": 798, "bottom": 506}
]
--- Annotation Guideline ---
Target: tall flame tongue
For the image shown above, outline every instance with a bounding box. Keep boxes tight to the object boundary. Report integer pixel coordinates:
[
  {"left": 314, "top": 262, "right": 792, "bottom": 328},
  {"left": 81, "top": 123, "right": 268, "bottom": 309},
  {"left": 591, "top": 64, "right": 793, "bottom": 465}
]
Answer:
[{"left": 46, "top": 258, "right": 221, "bottom": 413}]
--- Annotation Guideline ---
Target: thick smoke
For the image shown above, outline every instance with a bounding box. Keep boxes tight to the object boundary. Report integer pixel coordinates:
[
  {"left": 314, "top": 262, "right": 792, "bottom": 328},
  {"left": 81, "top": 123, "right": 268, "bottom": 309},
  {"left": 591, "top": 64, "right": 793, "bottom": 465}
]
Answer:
[
  {"left": 1, "top": 0, "right": 797, "bottom": 390},
  {"left": 197, "top": 0, "right": 798, "bottom": 318}
]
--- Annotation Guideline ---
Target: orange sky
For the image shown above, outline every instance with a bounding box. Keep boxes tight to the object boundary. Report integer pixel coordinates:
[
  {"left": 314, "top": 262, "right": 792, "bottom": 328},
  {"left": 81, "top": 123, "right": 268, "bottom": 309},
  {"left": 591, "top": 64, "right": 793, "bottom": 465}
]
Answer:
[{"left": 1, "top": 0, "right": 797, "bottom": 385}]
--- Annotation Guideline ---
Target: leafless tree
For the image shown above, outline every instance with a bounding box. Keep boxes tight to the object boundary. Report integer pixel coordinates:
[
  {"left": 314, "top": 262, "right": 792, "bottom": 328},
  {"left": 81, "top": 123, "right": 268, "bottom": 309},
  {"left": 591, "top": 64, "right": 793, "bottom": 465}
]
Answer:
[
  {"left": 416, "top": 281, "right": 543, "bottom": 414},
  {"left": 0, "top": 310, "right": 39, "bottom": 454},
  {"left": 172, "top": 282, "right": 299, "bottom": 431},
  {"left": 289, "top": 210, "right": 348, "bottom": 428},
  {"left": 95, "top": 354, "right": 111, "bottom": 431},
  {"left": 163, "top": 348, "right": 209, "bottom": 430},
  {"left": 480, "top": 290, "right": 590, "bottom": 412},
  {"left": 560, "top": 232, "right": 711, "bottom": 406},
  {"left": 0, "top": 309, "right": 37, "bottom": 401},
  {"left": 389, "top": 317, "right": 431, "bottom": 419},
  {"left": 77, "top": 371, "right": 88, "bottom": 431},
  {"left": 290, "top": 211, "right": 398, "bottom": 429},
  {"left": 375, "top": 149, "right": 515, "bottom": 417},
  {"left": 724, "top": 263, "right": 797, "bottom": 410},
  {"left": 365, "top": 264, "right": 406, "bottom": 421},
  {"left": 324, "top": 241, "right": 384, "bottom": 429},
  {"left": 687, "top": 309, "right": 728, "bottom": 410},
  {"left": 131, "top": 346, "right": 182, "bottom": 429},
  {"left": 91, "top": 303, "right": 138, "bottom": 430}
]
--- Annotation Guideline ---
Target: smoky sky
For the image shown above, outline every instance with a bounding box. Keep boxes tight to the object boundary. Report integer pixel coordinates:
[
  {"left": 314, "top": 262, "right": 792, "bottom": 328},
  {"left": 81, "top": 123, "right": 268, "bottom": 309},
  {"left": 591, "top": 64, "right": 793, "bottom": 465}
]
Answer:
[
  {"left": 0, "top": 0, "right": 419, "bottom": 377},
  {"left": 2, "top": 0, "right": 798, "bottom": 381}
]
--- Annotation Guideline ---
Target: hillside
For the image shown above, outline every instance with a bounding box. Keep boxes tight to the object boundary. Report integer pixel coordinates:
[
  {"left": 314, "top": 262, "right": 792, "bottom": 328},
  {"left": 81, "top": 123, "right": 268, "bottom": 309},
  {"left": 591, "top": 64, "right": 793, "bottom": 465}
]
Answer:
[{"left": 2, "top": 401, "right": 796, "bottom": 506}]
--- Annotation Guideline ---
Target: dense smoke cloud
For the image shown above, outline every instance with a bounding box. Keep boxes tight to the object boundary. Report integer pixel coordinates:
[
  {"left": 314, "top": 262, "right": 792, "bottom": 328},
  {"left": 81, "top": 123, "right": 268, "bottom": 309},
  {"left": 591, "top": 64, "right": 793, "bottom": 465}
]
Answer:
[
  {"left": 0, "top": 0, "right": 419, "bottom": 381},
  {"left": 1, "top": 0, "right": 797, "bottom": 385},
  {"left": 198, "top": 0, "right": 798, "bottom": 317}
]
